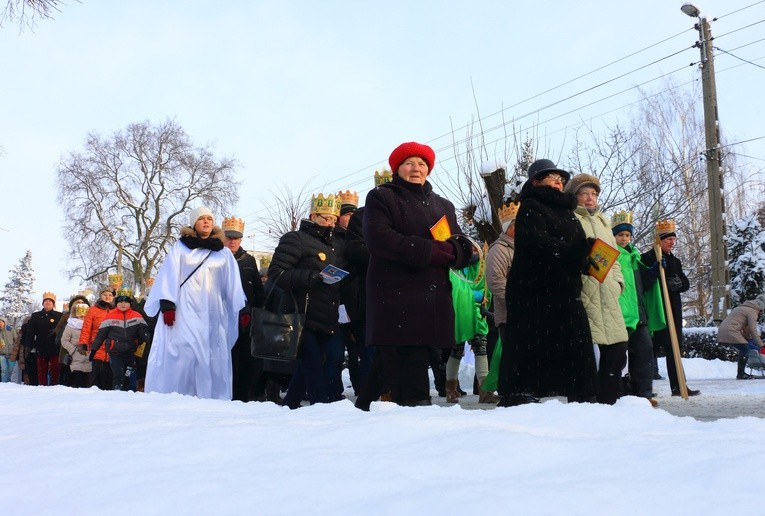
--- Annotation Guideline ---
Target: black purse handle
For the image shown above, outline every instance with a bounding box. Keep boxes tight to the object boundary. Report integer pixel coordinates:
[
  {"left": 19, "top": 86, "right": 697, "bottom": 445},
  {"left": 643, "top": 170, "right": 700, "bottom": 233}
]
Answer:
[{"left": 262, "top": 270, "right": 309, "bottom": 315}]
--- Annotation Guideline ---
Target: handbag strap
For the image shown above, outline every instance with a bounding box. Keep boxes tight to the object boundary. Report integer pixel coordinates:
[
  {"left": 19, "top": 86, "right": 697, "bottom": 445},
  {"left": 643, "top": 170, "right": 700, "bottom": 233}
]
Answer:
[
  {"left": 263, "top": 270, "right": 308, "bottom": 315},
  {"left": 180, "top": 250, "right": 213, "bottom": 288}
]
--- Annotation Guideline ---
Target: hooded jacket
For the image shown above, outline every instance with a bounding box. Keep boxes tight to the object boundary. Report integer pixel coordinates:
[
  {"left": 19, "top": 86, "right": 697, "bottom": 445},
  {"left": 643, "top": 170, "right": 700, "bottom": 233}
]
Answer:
[{"left": 717, "top": 300, "right": 764, "bottom": 347}]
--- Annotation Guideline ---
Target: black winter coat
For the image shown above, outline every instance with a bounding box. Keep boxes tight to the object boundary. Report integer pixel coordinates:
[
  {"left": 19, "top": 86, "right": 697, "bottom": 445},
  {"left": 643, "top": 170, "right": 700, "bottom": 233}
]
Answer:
[
  {"left": 641, "top": 249, "right": 689, "bottom": 335},
  {"left": 24, "top": 308, "right": 63, "bottom": 357},
  {"left": 336, "top": 210, "right": 370, "bottom": 326},
  {"left": 234, "top": 247, "right": 265, "bottom": 313},
  {"left": 268, "top": 219, "right": 344, "bottom": 335},
  {"left": 363, "top": 176, "right": 464, "bottom": 349},
  {"left": 498, "top": 181, "right": 598, "bottom": 398},
  {"left": 91, "top": 307, "right": 151, "bottom": 360},
  {"left": 343, "top": 208, "right": 369, "bottom": 325}
]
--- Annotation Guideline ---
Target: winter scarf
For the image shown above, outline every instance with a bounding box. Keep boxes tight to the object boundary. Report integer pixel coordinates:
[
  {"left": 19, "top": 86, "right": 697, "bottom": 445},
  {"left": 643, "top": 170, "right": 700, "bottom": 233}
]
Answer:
[{"left": 67, "top": 317, "right": 84, "bottom": 330}]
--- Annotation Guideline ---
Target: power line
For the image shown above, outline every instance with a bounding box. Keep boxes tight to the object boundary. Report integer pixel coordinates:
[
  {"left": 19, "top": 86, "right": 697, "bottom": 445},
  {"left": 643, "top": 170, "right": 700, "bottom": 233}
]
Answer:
[
  {"left": 715, "top": 46, "right": 765, "bottom": 69},
  {"left": 241, "top": 7, "right": 765, "bottom": 230},
  {"left": 717, "top": 0, "right": 765, "bottom": 19},
  {"left": 715, "top": 17, "right": 765, "bottom": 38},
  {"left": 726, "top": 151, "right": 765, "bottom": 162},
  {"left": 720, "top": 135, "right": 765, "bottom": 149}
]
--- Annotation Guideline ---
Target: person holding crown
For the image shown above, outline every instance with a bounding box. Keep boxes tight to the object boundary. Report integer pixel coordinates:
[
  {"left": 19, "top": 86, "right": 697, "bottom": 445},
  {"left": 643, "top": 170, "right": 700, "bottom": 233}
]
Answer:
[
  {"left": 144, "top": 206, "right": 245, "bottom": 400},
  {"left": 23, "top": 291, "right": 63, "bottom": 386},
  {"left": 641, "top": 220, "right": 700, "bottom": 396},
  {"left": 268, "top": 192, "right": 348, "bottom": 408},
  {"left": 222, "top": 215, "right": 266, "bottom": 402},
  {"left": 363, "top": 141, "right": 471, "bottom": 407}
]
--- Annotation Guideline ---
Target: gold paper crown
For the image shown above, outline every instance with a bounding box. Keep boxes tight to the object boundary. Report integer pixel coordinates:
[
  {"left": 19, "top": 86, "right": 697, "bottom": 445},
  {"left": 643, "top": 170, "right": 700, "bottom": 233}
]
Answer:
[
  {"left": 336, "top": 190, "right": 359, "bottom": 208},
  {"left": 498, "top": 201, "right": 520, "bottom": 225},
  {"left": 74, "top": 303, "right": 89, "bottom": 317},
  {"left": 116, "top": 287, "right": 133, "bottom": 299},
  {"left": 611, "top": 210, "right": 634, "bottom": 228},
  {"left": 107, "top": 273, "right": 123, "bottom": 288},
  {"left": 310, "top": 193, "right": 341, "bottom": 217},
  {"left": 374, "top": 169, "right": 393, "bottom": 186},
  {"left": 222, "top": 216, "right": 245, "bottom": 235},
  {"left": 655, "top": 219, "right": 676, "bottom": 235},
  {"left": 42, "top": 291, "right": 56, "bottom": 302}
]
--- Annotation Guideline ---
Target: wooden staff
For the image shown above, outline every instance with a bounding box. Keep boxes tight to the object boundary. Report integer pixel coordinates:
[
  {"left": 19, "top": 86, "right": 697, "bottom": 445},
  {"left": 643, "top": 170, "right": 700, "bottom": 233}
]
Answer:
[{"left": 654, "top": 238, "right": 689, "bottom": 400}]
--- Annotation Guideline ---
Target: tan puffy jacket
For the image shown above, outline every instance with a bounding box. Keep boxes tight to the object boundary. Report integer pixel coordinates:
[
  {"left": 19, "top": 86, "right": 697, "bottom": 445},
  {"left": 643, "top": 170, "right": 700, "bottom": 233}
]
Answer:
[
  {"left": 717, "top": 300, "right": 764, "bottom": 347},
  {"left": 574, "top": 206, "right": 628, "bottom": 345},
  {"left": 485, "top": 233, "right": 515, "bottom": 326}
]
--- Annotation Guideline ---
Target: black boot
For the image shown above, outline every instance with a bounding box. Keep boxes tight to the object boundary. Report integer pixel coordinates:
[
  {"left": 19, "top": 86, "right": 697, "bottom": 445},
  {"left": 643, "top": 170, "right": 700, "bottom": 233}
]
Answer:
[
  {"left": 737, "top": 356, "right": 754, "bottom": 380},
  {"left": 653, "top": 356, "right": 664, "bottom": 380}
]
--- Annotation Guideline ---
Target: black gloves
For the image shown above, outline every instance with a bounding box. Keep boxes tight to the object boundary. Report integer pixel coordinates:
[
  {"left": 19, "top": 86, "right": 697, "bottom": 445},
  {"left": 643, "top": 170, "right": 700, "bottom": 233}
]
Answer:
[
  {"left": 309, "top": 272, "right": 324, "bottom": 286},
  {"left": 430, "top": 241, "right": 456, "bottom": 267},
  {"left": 447, "top": 235, "right": 473, "bottom": 269},
  {"left": 667, "top": 276, "right": 683, "bottom": 292}
]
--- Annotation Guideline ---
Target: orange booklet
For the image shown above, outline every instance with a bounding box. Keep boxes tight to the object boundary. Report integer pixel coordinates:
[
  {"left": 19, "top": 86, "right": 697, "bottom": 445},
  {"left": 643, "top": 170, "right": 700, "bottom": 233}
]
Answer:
[
  {"left": 588, "top": 238, "right": 619, "bottom": 283},
  {"left": 430, "top": 215, "right": 452, "bottom": 241}
]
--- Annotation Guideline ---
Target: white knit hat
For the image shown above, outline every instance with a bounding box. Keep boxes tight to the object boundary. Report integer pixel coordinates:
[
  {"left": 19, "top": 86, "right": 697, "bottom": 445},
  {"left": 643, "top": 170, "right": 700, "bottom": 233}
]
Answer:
[{"left": 189, "top": 206, "right": 214, "bottom": 227}]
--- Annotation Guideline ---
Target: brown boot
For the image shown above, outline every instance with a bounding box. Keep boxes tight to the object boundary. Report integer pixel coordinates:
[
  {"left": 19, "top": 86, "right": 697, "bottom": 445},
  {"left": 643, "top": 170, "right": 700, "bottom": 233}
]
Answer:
[
  {"left": 479, "top": 388, "right": 500, "bottom": 404},
  {"left": 445, "top": 379, "right": 460, "bottom": 403}
]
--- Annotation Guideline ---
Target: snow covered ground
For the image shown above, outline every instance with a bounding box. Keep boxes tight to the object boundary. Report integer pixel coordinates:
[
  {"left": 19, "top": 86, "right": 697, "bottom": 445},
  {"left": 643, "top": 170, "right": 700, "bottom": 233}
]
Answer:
[{"left": 5, "top": 357, "right": 765, "bottom": 515}]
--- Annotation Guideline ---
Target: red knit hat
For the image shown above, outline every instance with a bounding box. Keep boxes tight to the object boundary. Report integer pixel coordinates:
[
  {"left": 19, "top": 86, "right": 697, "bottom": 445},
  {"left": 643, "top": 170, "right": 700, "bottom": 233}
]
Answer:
[{"left": 388, "top": 142, "right": 436, "bottom": 175}]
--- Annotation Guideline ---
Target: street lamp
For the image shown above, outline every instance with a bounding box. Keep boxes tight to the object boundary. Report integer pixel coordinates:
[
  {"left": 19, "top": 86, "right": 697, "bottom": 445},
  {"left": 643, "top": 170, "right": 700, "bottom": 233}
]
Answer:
[{"left": 681, "top": 3, "right": 729, "bottom": 323}]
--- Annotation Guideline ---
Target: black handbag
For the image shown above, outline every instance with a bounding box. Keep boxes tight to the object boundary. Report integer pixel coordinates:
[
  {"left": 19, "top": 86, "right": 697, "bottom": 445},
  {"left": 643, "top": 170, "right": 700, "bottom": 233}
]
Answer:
[
  {"left": 61, "top": 352, "right": 73, "bottom": 367},
  {"left": 250, "top": 273, "right": 307, "bottom": 362}
]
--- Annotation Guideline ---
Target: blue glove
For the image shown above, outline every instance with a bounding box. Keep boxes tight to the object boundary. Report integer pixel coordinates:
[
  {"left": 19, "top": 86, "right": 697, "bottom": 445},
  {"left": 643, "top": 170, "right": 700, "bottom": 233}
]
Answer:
[{"left": 472, "top": 290, "right": 484, "bottom": 303}]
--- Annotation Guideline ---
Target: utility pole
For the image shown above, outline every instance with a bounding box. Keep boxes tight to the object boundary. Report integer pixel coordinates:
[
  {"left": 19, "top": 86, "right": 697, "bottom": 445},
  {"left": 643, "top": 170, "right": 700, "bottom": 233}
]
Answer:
[{"left": 682, "top": 3, "right": 729, "bottom": 323}]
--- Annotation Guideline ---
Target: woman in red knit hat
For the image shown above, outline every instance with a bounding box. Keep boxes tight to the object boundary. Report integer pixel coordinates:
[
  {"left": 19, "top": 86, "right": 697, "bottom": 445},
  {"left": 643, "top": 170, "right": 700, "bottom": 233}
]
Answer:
[{"left": 361, "top": 141, "right": 472, "bottom": 407}]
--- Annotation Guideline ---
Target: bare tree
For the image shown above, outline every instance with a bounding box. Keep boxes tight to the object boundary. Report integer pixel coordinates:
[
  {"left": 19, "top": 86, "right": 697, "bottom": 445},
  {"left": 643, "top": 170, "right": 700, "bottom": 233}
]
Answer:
[
  {"left": 568, "top": 81, "right": 710, "bottom": 323},
  {"left": 438, "top": 116, "right": 546, "bottom": 245},
  {"left": 56, "top": 119, "right": 240, "bottom": 294},
  {"left": 1, "top": 0, "right": 70, "bottom": 29},
  {"left": 256, "top": 182, "right": 313, "bottom": 246}
]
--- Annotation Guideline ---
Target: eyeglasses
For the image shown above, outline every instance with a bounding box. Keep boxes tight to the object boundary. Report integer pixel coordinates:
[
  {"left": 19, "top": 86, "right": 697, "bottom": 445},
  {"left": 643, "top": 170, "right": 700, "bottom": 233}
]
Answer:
[
  {"left": 544, "top": 173, "right": 565, "bottom": 184},
  {"left": 577, "top": 191, "right": 599, "bottom": 198}
]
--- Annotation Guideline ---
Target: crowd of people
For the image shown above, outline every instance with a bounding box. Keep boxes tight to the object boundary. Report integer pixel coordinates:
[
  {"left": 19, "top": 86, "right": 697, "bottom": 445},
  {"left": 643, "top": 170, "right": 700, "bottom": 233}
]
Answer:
[{"left": 2, "top": 140, "right": 760, "bottom": 408}]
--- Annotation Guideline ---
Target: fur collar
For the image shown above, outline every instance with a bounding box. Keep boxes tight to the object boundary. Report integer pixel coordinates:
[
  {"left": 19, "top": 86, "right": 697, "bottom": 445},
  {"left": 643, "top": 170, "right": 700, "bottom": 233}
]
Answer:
[
  {"left": 520, "top": 180, "right": 578, "bottom": 210},
  {"left": 180, "top": 226, "right": 225, "bottom": 251}
]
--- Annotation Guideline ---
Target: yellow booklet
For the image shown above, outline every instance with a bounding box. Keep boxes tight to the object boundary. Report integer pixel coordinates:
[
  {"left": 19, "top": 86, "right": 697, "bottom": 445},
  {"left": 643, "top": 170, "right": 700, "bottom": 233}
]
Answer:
[
  {"left": 588, "top": 238, "right": 619, "bottom": 283},
  {"left": 430, "top": 215, "right": 452, "bottom": 241}
]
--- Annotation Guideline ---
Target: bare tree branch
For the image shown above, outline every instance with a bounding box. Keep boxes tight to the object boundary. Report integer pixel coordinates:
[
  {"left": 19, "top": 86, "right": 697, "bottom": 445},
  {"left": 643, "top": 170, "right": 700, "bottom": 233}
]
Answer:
[{"left": 56, "top": 119, "right": 240, "bottom": 294}]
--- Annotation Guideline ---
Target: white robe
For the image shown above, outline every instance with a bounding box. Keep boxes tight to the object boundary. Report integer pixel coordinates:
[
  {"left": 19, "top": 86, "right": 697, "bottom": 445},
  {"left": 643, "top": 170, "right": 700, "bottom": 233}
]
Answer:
[{"left": 145, "top": 242, "right": 245, "bottom": 400}]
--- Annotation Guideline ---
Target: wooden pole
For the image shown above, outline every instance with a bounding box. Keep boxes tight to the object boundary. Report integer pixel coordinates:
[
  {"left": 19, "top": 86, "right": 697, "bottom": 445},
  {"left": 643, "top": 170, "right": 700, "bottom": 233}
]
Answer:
[{"left": 654, "top": 239, "right": 688, "bottom": 400}]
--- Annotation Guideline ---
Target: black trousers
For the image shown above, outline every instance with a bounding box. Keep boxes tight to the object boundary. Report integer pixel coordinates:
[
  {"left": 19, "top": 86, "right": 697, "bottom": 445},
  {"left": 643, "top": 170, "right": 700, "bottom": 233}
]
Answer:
[
  {"left": 380, "top": 346, "right": 431, "bottom": 406},
  {"left": 628, "top": 325, "right": 654, "bottom": 398},
  {"left": 231, "top": 335, "right": 257, "bottom": 402},
  {"left": 652, "top": 328, "right": 680, "bottom": 391},
  {"left": 596, "top": 342, "right": 628, "bottom": 405}
]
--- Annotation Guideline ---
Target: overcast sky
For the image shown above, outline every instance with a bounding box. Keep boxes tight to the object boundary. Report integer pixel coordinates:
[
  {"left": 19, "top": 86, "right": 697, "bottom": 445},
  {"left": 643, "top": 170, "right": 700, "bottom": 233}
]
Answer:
[{"left": 2, "top": 0, "right": 763, "bottom": 303}]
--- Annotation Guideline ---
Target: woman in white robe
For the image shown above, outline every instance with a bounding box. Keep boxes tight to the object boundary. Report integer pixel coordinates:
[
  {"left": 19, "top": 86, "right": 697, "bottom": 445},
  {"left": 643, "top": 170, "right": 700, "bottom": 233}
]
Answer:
[{"left": 145, "top": 207, "right": 245, "bottom": 400}]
